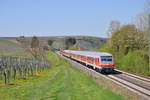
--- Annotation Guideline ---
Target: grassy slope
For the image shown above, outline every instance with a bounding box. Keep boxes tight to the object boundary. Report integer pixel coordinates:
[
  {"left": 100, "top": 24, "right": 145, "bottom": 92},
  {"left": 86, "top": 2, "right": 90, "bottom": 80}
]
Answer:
[
  {"left": 0, "top": 39, "right": 22, "bottom": 50},
  {"left": 0, "top": 51, "right": 123, "bottom": 100},
  {"left": 0, "top": 38, "right": 31, "bottom": 57}
]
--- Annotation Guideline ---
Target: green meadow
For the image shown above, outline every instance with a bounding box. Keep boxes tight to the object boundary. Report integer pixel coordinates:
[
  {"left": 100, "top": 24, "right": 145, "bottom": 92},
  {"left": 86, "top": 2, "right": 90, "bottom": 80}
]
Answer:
[{"left": 0, "top": 51, "right": 123, "bottom": 100}]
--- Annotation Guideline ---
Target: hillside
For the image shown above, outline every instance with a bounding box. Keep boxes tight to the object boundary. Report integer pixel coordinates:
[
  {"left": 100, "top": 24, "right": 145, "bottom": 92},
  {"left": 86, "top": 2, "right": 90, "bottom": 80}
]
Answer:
[
  {"left": 47, "top": 36, "right": 106, "bottom": 50},
  {"left": 0, "top": 36, "right": 106, "bottom": 55},
  {"left": 0, "top": 38, "right": 23, "bottom": 51},
  {"left": 16, "top": 36, "right": 106, "bottom": 50},
  {"left": 0, "top": 37, "right": 28, "bottom": 56}
]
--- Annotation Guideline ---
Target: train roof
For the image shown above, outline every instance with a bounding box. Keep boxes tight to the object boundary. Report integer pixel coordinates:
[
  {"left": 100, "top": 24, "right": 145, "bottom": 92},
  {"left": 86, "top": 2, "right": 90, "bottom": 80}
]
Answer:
[{"left": 64, "top": 50, "right": 112, "bottom": 57}]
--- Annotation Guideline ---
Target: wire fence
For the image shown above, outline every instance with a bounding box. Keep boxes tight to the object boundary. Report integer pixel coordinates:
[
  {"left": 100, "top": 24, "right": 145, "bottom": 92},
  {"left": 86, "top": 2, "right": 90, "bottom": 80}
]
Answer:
[{"left": 0, "top": 56, "right": 50, "bottom": 84}]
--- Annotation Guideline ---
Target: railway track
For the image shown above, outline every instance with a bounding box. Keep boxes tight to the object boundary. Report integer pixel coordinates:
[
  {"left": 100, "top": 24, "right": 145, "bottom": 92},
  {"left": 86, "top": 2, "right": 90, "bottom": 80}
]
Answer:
[
  {"left": 115, "top": 69, "right": 150, "bottom": 83},
  {"left": 107, "top": 74, "right": 150, "bottom": 99},
  {"left": 58, "top": 53, "right": 150, "bottom": 99},
  {"left": 108, "top": 69, "right": 150, "bottom": 98}
]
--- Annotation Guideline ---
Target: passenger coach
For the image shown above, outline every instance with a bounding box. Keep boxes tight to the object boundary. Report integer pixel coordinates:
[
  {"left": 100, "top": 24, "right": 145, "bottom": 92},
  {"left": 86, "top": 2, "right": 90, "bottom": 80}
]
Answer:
[{"left": 60, "top": 50, "right": 115, "bottom": 73}]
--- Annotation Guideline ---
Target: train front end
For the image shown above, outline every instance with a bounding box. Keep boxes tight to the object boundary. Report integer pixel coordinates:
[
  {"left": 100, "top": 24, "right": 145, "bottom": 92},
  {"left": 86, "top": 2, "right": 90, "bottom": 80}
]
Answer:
[{"left": 99, "top": 55, "right": 115, "bottom": 73}]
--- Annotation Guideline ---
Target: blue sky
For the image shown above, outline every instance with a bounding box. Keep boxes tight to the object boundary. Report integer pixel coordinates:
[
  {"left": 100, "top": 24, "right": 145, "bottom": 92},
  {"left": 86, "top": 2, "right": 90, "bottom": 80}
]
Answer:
[{"left": 0, "top": 0, "right": 147, "bottom": 37}]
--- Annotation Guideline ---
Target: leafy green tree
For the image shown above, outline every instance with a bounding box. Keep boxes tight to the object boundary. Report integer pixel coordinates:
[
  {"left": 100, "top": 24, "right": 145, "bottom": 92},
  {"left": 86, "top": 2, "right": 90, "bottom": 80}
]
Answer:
[{"left": 111, "top": 24, "right": 147, "bottom": 55}]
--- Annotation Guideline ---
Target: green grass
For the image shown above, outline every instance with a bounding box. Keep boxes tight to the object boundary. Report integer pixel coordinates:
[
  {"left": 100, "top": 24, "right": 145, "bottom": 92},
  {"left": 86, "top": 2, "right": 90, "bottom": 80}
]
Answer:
[{"left": 0, "top": 51, "right": 123, "bottom": 100}]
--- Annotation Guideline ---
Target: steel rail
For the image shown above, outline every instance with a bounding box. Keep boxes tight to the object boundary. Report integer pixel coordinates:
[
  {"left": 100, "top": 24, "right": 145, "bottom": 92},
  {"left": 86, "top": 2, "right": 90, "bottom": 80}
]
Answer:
[
  {"left": 107, "top": 75, "right": 150, "bottom": 97},
  {"left": 115, "top": 69, "right": 150, "bottom": 83}
]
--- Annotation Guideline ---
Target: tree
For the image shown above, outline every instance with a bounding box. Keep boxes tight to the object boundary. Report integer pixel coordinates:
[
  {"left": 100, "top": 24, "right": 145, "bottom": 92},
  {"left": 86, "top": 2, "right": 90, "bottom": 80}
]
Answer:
[
  {"left": 135, "top": 0, "right": 150, "bottom": 31},
  {"left": 111, "top": 24, "right": 147, "bottom": 55},
  {"left": 107, "top": 20, "right": 121, "bottom": 38},
  {"left": 135, "top": 12, "right": 149, "bottom": 31},
  {"left": 31, "top": 36, "right": 39, "bottom": 48},
  {"left": 48, "top": 40, "right": 53, "bottom": 46},
  {"left": 134, "top": 0, "right": 149, "bottom": 52},
  {"left": 65, "top": 37, "right": 76, "bottom": 49}
]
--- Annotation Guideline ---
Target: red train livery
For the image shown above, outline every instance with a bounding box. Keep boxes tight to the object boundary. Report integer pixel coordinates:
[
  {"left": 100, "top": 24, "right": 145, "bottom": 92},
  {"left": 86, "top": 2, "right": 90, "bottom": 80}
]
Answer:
[{"left": 60, "top": 50, "right": 115, "bottom": 73}]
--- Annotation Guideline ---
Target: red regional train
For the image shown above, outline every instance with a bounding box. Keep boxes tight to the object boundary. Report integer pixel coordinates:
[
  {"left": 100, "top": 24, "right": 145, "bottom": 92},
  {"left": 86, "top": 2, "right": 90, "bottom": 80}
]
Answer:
[{"left": 60, "top": 50, "right": 115, "bottom": 73}]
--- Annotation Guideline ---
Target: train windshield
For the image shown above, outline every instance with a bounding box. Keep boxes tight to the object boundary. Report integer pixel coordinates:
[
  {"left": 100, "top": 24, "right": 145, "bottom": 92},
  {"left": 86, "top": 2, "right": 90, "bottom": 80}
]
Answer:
[{"left": 101, "top": 56, "right": 112, "bottom": 64}]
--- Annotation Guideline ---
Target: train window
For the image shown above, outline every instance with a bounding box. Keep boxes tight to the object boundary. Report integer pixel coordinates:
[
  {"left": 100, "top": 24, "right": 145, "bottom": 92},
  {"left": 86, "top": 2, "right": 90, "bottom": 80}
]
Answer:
[
  {"left": 87, "top": 57, "right": 90, "bottom": 60},
  {"left": 87, "top": 57, "right": 94, "bottom": 61},
  {"left": 78, "top": 55, "right": 81, "bottom": 58},
  {"left": 78, "top": 55, "right": 80, "bottom": 58},
  {"left": 101, "top": 56, "right": 112, "bottom": 64},
  {"left": 95, "top": 58, "right": 99, "bottom": 62}
]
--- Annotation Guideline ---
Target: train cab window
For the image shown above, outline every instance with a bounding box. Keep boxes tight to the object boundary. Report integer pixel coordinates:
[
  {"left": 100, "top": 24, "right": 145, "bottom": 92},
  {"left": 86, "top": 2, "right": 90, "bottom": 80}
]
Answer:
[{"left": 101, "top": 56, "right": 112, "bottom": 64}]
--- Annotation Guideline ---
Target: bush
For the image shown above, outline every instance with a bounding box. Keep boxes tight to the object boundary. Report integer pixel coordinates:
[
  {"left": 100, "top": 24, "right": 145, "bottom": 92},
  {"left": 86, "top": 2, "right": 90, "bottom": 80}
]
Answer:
[{"left": 116, "top": 51, "right": 150, "bottom": 76}]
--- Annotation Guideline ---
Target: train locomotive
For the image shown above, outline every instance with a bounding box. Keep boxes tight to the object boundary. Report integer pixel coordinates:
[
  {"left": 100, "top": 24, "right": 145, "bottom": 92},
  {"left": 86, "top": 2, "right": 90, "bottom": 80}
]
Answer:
[{"left": 60, "top": 50, "right": 115, "bottom": 73}]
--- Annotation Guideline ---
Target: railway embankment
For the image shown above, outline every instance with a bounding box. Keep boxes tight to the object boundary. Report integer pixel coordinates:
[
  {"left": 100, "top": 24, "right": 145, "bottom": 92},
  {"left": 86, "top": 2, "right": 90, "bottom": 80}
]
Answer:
[{"left": 59, "top": 53, "right": 150, "bottom": 100}]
